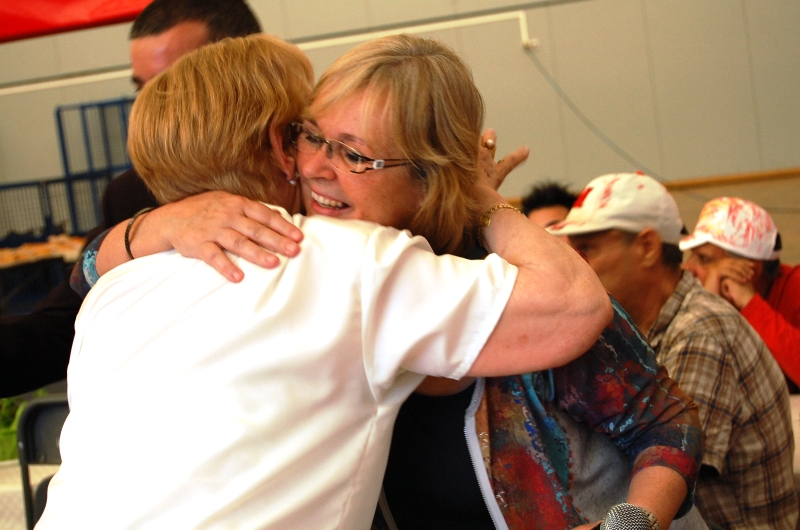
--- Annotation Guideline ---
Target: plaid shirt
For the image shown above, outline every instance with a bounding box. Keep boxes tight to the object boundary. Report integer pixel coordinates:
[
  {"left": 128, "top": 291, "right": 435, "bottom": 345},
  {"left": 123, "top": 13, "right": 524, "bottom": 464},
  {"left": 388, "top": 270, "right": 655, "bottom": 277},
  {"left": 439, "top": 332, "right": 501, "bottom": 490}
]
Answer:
[{"left": 648, "top": 271, "right": 798, "bottom": 530}]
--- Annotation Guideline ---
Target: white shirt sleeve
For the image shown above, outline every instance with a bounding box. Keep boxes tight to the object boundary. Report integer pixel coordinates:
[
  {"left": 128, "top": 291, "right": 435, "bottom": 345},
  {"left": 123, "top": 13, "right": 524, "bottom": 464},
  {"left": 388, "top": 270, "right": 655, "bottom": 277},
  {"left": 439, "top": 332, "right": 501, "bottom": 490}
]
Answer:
[{"left": 359, "top": 226, "right": 517, "bottom": 385}]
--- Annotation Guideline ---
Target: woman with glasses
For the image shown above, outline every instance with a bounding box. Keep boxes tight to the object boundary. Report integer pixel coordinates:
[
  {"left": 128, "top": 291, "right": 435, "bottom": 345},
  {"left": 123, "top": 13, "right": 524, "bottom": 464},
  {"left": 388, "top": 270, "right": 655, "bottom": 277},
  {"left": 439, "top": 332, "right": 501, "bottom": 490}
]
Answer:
[
  {"left": 49, "top": 34, "right": 612, "bottom": 529},
  {"left": 73, "top": 34, "right": 704, "bottom": 530}
]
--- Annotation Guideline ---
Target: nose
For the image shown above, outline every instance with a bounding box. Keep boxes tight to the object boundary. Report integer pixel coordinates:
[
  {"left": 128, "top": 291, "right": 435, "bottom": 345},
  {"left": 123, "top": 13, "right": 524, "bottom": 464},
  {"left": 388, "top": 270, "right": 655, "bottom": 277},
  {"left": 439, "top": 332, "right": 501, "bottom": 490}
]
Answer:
[{"left": 298, "top": 145, "right": 336, "bottom": 180}]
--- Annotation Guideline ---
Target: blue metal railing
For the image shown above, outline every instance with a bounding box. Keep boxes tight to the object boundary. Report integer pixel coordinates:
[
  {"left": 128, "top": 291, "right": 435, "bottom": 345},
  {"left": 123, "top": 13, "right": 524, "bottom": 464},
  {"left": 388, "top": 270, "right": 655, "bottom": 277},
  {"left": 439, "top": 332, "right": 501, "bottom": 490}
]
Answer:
[
  {"left": 0, "top": 171, "right": 114, "bottom": 246},
  {"left": 55, "top": 97, "right": 134, "bottom": 179},
  {"left": 0, "top": 97, "right": 135, "bottom": 246}
]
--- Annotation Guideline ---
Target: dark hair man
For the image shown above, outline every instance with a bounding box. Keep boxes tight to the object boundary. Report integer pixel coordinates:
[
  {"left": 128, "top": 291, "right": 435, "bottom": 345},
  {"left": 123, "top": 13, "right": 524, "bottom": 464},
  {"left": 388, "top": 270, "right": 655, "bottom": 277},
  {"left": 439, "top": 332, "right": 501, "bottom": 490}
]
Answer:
[
  {"left": 130, "top": 0, "right": 261, "bottom": 90},
  {"left": 520, "top": 181, "right": 577, "bottom": 228}
]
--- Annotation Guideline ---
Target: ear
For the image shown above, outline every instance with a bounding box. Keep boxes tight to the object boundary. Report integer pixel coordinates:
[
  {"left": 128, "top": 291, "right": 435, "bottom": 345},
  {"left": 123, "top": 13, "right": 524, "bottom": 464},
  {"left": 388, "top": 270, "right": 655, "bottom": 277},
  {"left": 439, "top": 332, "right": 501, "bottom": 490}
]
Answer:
[
  {"left": 268, "top": 124, "right": 296, "bottom": 180},
  {"left": 636, "top": 228, "right": 663, "bottom": 268}
]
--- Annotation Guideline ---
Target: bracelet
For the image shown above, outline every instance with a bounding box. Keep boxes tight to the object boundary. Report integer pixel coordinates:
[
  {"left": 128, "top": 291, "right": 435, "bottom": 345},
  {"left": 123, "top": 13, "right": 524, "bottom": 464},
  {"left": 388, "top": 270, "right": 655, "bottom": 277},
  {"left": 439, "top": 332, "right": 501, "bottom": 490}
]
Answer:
[
  {"left": 124, "top": 207, "right": 155, "bottom": 260},
  {"left": 478, "top": 203, "right": 522, "bottom": 249},
  {"left": 599, "top": 503, "right": 663, "bottom": 530}
]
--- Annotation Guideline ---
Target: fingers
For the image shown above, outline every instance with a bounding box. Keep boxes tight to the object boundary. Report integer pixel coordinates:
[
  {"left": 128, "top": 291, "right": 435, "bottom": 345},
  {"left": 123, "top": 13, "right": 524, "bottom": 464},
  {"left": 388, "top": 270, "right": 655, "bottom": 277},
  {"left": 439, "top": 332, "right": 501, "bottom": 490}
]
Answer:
[
  {"left": 478, "top": 128, "right": 530, "bottom": 191},
  {"left": 194, "top": 241, "right": 245, "bottom": 283},
  {"left": 717, "top": 257, "right": 755, "bottom": 284},
  {"left": 240, "top": 202, "right": 304, "bottom": 245},
  {"left": 158, "top": 190, "right": 308, "bottom": 283},
  {"left": 230, "top": 226, "right": 294, "bottom": 266},
  {"left": 224, "top": 209, "right": 303, "bottom": 258},
  {"left": 701, "top": 268, "right": 722, "bottom": 295},
  {"left": 176, "top": 218, "right": 299, "bottom": 270},
  {"left": 480, "top": 128, "right": 497, "bottom": 151},
  {"left": 493, "top": 145, "right": 530, "bottom": 188},
  {"left": 481, "top": 128, "right": 497, "bottom": 159},
  {"left": 204, "top": 194, "right": 304, "bottom": 257},
  {"left": 183, "top": 229, "right": 289, "bottom": 282}
]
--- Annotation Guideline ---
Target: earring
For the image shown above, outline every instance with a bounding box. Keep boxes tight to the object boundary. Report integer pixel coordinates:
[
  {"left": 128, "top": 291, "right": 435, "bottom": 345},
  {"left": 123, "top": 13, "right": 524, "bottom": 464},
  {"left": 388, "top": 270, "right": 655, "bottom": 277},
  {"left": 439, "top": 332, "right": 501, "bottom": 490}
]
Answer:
[{"left": 289, "top": 170, "right": 298, "bottom": 186}]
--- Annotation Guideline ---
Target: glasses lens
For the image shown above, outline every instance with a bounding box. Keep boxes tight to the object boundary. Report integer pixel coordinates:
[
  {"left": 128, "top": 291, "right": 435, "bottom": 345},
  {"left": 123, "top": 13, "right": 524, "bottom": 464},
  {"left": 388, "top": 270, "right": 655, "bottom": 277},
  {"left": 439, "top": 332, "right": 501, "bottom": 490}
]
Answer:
[
  {"left": 332, "top": 142, "right": 371, "bottom": 173},
  {"left": 295, "top": 125, "right": 325, "bottom": 154},
  {"left": 293, "top": 124, "right": 377, "bottom": 174}
]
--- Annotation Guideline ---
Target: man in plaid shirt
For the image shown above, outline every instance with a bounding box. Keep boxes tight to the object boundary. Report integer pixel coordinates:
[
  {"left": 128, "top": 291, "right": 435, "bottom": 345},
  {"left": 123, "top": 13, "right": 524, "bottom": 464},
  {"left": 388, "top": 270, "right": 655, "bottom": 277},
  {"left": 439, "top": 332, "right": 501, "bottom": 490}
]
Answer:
[{"left": 551, "top": 173, "right": 798, "bottom": 530}]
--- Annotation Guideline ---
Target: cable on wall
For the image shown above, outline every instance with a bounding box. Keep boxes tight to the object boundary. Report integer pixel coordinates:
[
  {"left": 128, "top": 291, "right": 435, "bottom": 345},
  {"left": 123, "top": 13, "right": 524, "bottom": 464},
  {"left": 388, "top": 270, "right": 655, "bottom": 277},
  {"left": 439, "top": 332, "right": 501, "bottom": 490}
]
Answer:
[
  {"left": 520, "top": 30, "right": 800, "bottom": 214},
  {"left": 523, "top": 46, "right": 666, "bottom": 181}
]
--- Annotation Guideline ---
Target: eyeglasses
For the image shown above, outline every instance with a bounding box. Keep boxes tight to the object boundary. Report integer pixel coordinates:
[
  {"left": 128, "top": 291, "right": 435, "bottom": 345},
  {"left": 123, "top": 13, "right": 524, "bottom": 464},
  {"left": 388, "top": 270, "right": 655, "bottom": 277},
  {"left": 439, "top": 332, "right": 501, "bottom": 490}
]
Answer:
[{"left": 291, "top": 122, "right": 412, "bottom": 174}]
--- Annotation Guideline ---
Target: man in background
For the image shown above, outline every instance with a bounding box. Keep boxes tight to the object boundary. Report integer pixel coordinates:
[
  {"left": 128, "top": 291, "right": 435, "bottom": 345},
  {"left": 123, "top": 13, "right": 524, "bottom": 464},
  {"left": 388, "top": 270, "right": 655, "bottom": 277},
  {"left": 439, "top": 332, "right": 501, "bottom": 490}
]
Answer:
[
  {"left": 680, "top": 196, "right": 800, "bottom": 392},
  {"left": 0, "top": 0, "right": 261, "bottom": 397},
  {"left": 550, "top": 173, "right": 798, "bottom": 530},
  {"left": 520, "top": 181, "right": 577, "bottom": 228}
]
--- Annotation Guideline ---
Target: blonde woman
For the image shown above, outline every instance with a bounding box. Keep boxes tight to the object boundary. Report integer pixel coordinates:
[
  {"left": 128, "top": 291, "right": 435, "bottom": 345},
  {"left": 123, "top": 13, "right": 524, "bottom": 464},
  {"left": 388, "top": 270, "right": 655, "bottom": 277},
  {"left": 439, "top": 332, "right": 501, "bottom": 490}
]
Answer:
[{"left": 45, "top": 34, "right": 611, "bottom": 529}]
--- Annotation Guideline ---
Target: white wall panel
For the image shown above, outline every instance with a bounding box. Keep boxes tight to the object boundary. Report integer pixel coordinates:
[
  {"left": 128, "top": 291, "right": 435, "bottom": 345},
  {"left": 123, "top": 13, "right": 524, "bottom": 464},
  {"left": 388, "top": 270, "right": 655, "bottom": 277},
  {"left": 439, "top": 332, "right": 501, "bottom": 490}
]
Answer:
[
  {"left": 252, "top": 1, "right": 288, "bottom": 36},
  {"left": 303, "top": 42, "right": 354, "bottom": 83},
  {"left": 460, "top": 14, "right": 569, "bottom": 196},
  {"left": 743, "top": 0, "right": 800, "bottom": 169},
  {"left": 547, "top": 0, "right": 661, "bottom": 183},
  {"left": 278, "top": 0, "right": 371, "bottom": 39},
  {"left": 645, "top": 2, "right": 761, "bottom": 179},
  {"left": 53, "top": 23, "right": 130, "bottom": 74},
  {"left": 0, "top": 36, "right": 59, "bottom": 85},
  {"left": 367, "top": 0, "right": 456, "bottom": 25},
  {"left": 0, "top": 91, "right": 65, "bottom": 183}
]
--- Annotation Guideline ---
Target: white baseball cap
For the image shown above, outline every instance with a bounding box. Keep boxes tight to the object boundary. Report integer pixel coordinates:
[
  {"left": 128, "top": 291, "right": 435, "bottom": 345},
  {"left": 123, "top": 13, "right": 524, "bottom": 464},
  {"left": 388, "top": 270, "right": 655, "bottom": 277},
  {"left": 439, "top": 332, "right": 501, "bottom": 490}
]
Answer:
[
  {"left": 548, "top": 173, "right": 684, "bottom": 244},
  {"left": 679, "top": 197, "right": 779, "bottom": 260}
]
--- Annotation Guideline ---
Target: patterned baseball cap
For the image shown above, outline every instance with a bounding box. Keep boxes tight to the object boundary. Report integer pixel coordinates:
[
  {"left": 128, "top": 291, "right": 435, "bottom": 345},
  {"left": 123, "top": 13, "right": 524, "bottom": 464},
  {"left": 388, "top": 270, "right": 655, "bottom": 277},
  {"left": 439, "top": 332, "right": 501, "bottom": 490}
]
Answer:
[
  {"left": 548, "top": 173, "right": 684, "bottom": 244},
  {"left": 679, "top": 197, "right": 779, "bottom": 260}
]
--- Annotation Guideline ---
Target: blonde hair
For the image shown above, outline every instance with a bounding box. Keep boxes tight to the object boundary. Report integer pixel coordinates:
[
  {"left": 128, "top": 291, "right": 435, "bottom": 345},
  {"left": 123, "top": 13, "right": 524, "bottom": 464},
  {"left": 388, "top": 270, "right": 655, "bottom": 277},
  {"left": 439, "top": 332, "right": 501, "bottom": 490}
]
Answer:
[
  {"left": 310, "top": 34, "right": 484, "bottom": 255},
  {"left": 128, "top": 34, "right": 313, "bottom": 204}
]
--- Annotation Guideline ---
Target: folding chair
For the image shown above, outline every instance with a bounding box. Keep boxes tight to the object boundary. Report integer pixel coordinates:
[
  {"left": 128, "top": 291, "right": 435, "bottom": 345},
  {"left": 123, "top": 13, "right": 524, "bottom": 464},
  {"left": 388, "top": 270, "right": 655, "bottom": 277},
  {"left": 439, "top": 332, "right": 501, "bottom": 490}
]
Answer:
[{"left": 16, "top": 395, "right": 69, "bottom": 530}]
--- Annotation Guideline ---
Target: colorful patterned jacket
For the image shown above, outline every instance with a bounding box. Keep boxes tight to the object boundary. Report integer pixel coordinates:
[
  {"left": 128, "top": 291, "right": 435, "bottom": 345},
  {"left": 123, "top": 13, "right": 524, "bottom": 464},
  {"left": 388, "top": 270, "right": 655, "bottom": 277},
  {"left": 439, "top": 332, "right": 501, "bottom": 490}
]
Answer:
[{"left": 377, "top": 299, "right": 705, "bottom": 530}]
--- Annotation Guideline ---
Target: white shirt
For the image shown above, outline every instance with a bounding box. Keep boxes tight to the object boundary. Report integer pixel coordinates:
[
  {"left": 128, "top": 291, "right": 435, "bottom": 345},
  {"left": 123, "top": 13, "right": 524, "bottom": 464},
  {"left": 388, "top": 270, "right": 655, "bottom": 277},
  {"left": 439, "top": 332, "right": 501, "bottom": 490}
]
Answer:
[{"left": 38, "top": 209, "right": 516, "bottom": 530}]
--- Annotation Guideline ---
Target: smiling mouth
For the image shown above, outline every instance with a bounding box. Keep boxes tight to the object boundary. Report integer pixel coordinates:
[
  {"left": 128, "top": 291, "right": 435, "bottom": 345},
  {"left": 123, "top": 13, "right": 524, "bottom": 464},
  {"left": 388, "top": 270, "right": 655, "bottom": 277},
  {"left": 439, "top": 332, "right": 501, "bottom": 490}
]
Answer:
[{"left": 310, "top": 190, "right": 347, "bottom": 209}]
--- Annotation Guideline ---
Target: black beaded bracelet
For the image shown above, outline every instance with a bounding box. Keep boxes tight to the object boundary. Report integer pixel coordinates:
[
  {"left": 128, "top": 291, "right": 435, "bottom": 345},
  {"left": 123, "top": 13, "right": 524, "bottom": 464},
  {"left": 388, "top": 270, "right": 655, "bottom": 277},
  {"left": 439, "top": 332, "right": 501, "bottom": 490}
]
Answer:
[{"left": 124, "top": 207, "right": 155, "bottom": 260}]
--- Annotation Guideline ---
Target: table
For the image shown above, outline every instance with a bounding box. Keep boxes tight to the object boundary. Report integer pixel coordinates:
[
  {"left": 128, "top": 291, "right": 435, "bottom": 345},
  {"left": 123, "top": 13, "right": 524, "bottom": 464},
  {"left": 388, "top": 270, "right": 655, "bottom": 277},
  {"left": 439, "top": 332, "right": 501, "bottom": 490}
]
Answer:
[
  {"left": 0, "top": 236, "right": 84, "bottom": 270},
  {"left": 0, "top": 235, "right": 85, "bottom": 315}
]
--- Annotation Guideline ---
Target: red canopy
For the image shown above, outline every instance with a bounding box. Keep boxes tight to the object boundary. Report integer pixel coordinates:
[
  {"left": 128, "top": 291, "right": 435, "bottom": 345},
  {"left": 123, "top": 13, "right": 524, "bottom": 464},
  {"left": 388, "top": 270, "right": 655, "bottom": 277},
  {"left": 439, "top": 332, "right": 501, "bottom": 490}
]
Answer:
[{"left": 0, "top": 0, "right": 152, "bottom": 44}]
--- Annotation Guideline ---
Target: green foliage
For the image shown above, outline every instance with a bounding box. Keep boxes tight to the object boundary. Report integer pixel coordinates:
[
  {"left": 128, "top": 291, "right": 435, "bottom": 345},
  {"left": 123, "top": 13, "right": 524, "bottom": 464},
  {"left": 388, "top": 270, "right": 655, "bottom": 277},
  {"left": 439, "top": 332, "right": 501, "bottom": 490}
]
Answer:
[
  {"left": 0, "top": 389, "right": 49, "bottom": 460},
  {"left": 0, "top": 396, "right": 25, "bottom": 429}
]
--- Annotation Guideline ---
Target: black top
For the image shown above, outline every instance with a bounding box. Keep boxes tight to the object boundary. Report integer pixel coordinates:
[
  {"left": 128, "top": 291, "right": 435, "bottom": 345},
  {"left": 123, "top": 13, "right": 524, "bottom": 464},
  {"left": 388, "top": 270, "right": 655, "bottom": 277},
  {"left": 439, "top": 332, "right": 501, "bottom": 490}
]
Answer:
[
  {"left": 382, "top": 382, "right": 495, "bottom": 529},
  {"left": 0, "top": 170, "right": 157, "bottom": 397}
]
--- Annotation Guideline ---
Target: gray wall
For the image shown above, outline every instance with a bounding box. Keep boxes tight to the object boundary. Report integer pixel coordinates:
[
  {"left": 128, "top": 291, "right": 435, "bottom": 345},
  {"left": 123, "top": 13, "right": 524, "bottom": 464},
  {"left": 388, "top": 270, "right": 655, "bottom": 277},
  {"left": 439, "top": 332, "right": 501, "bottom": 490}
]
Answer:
[{"left": 0, "top": 0, "right": 798, "bottom": 203}]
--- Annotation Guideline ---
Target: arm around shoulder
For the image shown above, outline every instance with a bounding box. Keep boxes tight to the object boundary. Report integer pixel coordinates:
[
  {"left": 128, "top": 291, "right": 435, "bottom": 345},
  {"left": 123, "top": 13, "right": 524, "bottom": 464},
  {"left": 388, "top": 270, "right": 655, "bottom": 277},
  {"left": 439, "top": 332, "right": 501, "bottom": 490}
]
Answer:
[{"left": 90, "top": 191, "right": 305, "bottom": 283}]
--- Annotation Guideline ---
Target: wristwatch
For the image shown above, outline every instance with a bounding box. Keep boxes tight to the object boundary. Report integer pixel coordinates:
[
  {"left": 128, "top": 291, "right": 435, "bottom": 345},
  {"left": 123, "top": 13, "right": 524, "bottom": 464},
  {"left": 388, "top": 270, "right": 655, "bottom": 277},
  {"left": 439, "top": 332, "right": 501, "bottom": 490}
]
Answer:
[{"left": 599, "top": 503, "right": 663, "bottom": 530}]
